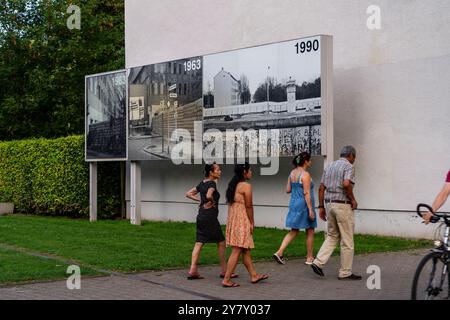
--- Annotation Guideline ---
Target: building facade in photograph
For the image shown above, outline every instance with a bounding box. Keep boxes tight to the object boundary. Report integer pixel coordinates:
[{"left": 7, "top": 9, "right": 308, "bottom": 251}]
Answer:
[
  {"left": 87, "top": 75, "right": 124, "bottom": 125},
  {"left": 125, "top": 0, "right": 450, "bottom": 239},
  {"left": 213, "top": 68, "right": 241, "bottom": 108}
]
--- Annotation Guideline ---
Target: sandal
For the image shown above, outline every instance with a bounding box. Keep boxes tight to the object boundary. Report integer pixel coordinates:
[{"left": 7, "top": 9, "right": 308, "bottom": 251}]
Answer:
[
  {"left": 187, "top": 273, "right": 205, "bottom": 280},
  {"left": 222, "top": 282, "right": 240, "bottom": 288},
  {"left": 251, "top": 274, "right": 269, "bottom": 284},
  {"left": 273, "top": 253, "right": 285, "bottom": 265}
]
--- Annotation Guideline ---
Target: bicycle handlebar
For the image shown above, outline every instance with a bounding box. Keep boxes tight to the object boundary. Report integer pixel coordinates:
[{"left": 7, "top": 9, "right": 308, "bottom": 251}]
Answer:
[
  {"left": 416, "top": 203, "right": 433, "bottom": 218},
  {"left": 416, "top": 203, "right": 445, "bottom": 223}
]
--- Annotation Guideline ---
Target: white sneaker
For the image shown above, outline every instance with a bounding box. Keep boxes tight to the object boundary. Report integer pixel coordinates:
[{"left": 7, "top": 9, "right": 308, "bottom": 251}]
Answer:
[{"left": 272, "top": 253, "right": 285, "bottom": 265}]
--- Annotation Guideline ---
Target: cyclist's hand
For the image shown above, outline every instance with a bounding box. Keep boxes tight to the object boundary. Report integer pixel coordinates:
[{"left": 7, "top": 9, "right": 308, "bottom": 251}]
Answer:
[{"left": 423, "top": 212, "right": 432, "bottom": 225}]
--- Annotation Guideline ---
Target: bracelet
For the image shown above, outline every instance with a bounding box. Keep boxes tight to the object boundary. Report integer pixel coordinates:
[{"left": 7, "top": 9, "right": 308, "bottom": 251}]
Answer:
[{"left": 318, "top": 205, "right": 324, "bottom": 208}]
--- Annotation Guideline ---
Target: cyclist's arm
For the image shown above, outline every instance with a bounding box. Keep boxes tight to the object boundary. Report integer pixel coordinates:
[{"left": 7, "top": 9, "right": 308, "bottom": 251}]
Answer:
[
  {"left": 424, "top": 182, "right": 450, "bottom": 224},
  {"left": 431, "top": 182, "right": 450, "bottom": 212}
]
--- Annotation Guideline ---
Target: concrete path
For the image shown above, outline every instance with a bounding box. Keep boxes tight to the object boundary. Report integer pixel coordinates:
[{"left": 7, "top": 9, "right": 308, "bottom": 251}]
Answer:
[{"left": 0, "top": 249, "right": 430, "bottom": 300}]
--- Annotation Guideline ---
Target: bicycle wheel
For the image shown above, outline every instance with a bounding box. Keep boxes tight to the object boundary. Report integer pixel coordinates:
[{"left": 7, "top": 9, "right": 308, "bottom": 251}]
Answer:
[{"left": 411, "top": 251, "right": 449, "bottom": 300}]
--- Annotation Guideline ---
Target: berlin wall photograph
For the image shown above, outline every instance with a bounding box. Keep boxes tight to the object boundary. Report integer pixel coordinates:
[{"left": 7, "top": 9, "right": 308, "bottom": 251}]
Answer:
[{"left": 202, "top": 36, "right": 322, "bottom": 157}]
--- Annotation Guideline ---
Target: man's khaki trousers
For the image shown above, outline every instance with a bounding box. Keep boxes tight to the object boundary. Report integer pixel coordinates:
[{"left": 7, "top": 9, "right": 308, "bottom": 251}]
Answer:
[{"left": 313, "top": 203, "right": 355, "bottom": 278}]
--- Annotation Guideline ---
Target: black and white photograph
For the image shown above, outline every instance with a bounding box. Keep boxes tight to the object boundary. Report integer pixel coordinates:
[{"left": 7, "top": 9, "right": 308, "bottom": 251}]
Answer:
[
  {"left": 85, "top": 70, "right": 127, "bottom": 161},
  {"left": 128, "top": 57, "right": 203, "bottom": 160},
  {"left": 203, "top": 36, "right": 322, "bottom": 156}
]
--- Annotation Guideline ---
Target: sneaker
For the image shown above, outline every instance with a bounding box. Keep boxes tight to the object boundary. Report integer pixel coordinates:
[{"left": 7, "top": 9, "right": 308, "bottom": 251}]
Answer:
[
  {"left": 272, "top": 253, "right": 285, "bottom": 265},
  {"left": 338, "top": 274, "right": 362, "bottom": 280},
  {"left": 311, "top": 263, "right": 324, "bottom": 277}
]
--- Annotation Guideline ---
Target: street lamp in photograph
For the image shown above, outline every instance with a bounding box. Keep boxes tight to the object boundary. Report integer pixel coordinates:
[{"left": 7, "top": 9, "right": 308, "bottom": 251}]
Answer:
[{"left": 266, "top": 65, "right": 270, "bottom": 113}]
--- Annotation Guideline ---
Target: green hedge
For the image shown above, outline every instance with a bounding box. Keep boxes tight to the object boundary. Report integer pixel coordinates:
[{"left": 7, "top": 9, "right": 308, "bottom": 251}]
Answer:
[{"left": 0, "top": 135, "right": 121, "bottom": 218}]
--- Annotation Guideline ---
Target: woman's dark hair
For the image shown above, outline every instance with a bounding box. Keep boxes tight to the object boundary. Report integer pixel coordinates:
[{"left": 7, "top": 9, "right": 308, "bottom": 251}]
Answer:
[
  {"left": 226, "top": 162, "right": 250, "bottom": 204},
  {"left": 204, "top": 162, "right": 217, "bottom": 177},
  {"left": 292, "top": 152, "right": 311, "bottom": 167}
]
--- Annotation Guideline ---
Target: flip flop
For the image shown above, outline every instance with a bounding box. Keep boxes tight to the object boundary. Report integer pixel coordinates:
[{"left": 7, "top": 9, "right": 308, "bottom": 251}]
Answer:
[
  {"left": 222, "top": 282, "right": 240, "bottom": 288},
  {"left": 251, "top": 274, "right": 269, "bottom": 284},
  {"left": 187, "top": 273, "right": 205, "bottom": 280},
  {"left": 220, "top": 273, "right": 239, "bottom": 279}
]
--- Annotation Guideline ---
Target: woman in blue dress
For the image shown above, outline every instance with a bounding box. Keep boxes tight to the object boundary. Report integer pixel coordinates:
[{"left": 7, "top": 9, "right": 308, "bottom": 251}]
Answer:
[{"left": 273, "top": 152, "right": 317, "bottom": 265}]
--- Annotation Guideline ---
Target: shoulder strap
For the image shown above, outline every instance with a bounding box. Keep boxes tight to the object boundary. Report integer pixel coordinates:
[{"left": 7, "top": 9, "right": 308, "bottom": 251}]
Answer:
[
  {"left": 298, "top": 171, "right": 305, "bottom": 183},
  {"left": 290, "top": 172, "right": 298, "bottom": 183}
]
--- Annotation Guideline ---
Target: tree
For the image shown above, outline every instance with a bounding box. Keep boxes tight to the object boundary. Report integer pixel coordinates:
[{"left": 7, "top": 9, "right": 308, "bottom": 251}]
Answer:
[
  {"left": 240, "top": 74, "right": 251, "bottom": 104},
  {"left": 253, "top": 77, "right": 272, "bottom": 103},
  {"left": 0, "top": 0, "right": 125, "bottom": 141},
  {"left": 253, "top": 78, "right": 286, "bottom": 103},
  {"left": 296, "top": 77, "right": 321, "bottom": 100},
  {"left": 203, "top": 81, "right": 214, "bottom": 108},
  {"left": 253, "top": 77, "right": 321, "bottom": 103}
]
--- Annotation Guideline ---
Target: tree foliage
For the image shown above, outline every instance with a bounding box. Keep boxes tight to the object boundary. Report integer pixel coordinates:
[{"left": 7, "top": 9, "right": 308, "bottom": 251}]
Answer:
[
  {"left": 253, "top": 77, "right": 321, "bottom": 103},
  {"left": 240, "top": 74, "right": 251, "bottom": 104},
  {"left": 0, "top": 0, "right": 124, "bottom": 141}
]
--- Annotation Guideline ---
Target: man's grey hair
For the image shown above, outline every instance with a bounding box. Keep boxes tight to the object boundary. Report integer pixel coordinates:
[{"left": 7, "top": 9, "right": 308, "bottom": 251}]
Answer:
[{"left": 340, "top": 145, "right": 356, "bottom": 158}]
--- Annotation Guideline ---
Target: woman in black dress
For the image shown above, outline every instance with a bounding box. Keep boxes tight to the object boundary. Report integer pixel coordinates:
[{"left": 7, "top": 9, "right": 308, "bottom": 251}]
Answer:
[{"left": 186, "top": 163, "right": 238, "bottom": 279}]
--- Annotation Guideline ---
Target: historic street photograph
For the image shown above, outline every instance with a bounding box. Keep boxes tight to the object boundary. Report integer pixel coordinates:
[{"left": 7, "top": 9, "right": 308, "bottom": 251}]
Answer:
[
  {"left": 86, "top": 71, "right": 127, "bottom": 160},
  {"left": 128, "top": 57, "right": 203, "bottom": 160}
]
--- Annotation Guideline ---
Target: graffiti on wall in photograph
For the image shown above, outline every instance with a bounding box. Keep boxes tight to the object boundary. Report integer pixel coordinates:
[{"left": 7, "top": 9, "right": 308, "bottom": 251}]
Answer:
[
  {"left": 128, "top": 57, "right": 203, "bottom": 160},
  {"left": 202, "top": 36, "right": 322, "bottom": 157},
  {"left": 85, "top": 70, "right": 127, "bottom": 161}
]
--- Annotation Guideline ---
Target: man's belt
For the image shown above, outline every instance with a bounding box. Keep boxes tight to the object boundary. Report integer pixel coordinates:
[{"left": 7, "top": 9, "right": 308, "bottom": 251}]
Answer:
[{"left": 325, "top": 200, "right": 351, "bottom": 204}]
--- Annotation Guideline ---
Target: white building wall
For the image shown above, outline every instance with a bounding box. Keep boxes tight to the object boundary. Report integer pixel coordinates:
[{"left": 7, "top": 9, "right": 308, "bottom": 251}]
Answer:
[{"left": 125, "top": 0, "right": 450, "bottom": 239}]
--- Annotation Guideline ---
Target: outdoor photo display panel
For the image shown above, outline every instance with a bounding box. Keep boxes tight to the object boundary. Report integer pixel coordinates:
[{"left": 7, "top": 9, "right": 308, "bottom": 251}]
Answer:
[{"left": 85, "top": 70, "right": 127, "bottom": 161}]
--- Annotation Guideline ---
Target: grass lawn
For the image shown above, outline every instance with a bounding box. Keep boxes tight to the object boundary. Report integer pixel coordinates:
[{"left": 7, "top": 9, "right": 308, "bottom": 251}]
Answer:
[
  {"left": 0, "top": 247, "right": 100, "bottom": 285},
  {"left": 0, "top": 214, "right": 431, "bottom": 284}
]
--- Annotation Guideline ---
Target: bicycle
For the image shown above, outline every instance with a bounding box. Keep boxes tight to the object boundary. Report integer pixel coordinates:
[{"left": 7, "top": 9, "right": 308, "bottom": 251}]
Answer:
[{"left": 411, "top": 203, "right": 450, "bottom": 300}]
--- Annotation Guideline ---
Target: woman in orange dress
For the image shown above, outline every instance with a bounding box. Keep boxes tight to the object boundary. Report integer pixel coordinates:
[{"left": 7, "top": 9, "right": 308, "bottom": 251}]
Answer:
[{"left": 221, "top": 163, "right": 269, "bottom": 287}]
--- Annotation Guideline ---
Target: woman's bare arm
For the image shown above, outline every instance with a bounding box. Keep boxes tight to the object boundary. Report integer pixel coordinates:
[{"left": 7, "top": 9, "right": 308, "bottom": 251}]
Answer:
[
  {"left": 301, "top": 172, "right": 315, "bottom": 220},
  {"left": 243, "top": 183, "right": 255, "bottom": 233},
  {"left": 205, "top": 187, "right": 216, "bottom": 208},
  {"left": 286, "top": 175, "right": 292, "bottom": 194},
  {"left": 186, "top": 187, "right": 200, "bottom": 202}
]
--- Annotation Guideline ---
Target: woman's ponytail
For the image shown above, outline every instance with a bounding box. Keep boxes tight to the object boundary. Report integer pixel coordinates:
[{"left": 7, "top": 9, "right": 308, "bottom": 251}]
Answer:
[{"left": 226, "top": 162, "right": 250, "bottom": 204}]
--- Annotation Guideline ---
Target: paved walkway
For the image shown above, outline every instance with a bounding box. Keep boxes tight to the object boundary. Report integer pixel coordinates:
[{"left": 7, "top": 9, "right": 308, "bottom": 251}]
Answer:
[{"left": 0, "top": 249, "right": 429, "bottom": 300}]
